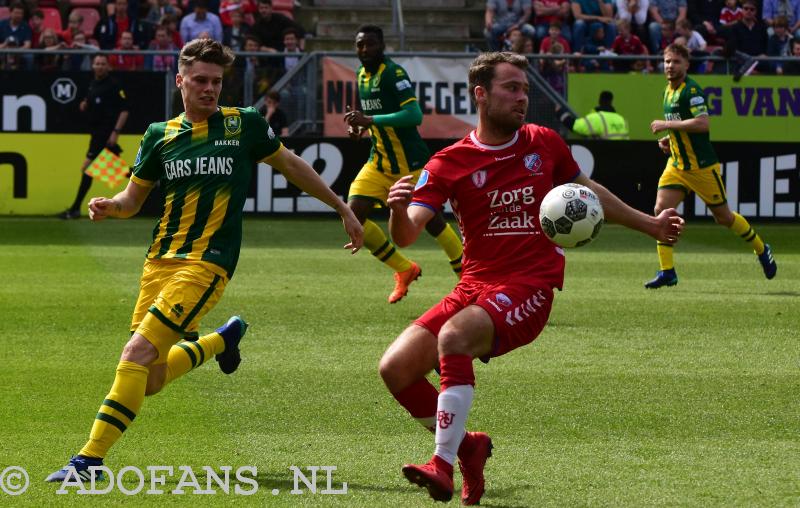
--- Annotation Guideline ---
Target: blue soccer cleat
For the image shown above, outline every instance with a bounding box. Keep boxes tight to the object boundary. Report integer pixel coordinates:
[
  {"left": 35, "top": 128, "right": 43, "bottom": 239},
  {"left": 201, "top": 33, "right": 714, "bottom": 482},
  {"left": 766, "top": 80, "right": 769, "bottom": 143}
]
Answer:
[
  {"left": 215, "top": 316, "right": 249, "bottom": 374},
  {"left": 644, "top": 269, "right": 678, "bottom": 289},
  {"left": 757, "top": 244, "right": 777, "bottom": 279},
  {"left": 45, "top": 455, "right": 104, "bottom": 483}
]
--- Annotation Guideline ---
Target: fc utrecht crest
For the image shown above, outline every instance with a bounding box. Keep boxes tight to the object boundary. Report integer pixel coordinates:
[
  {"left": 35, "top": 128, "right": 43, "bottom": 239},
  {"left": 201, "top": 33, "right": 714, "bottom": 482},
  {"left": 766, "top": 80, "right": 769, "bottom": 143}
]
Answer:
[
  {"left": 471, "top": 169, "right": 488, "bottom": 188},
  {"left": 524, "top": 153, "right": 543, "bottom": 174}
]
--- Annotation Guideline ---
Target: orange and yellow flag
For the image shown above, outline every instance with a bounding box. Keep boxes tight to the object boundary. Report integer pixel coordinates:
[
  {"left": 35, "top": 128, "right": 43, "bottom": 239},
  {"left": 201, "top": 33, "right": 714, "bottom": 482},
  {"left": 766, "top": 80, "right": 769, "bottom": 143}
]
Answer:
[{"left": 84, "top": 148, "right": 130, "bottom": 189}]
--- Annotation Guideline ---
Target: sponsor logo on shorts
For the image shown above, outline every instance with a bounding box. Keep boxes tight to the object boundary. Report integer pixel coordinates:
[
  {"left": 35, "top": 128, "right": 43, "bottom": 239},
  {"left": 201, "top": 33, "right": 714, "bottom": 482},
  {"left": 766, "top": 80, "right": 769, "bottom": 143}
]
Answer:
[
  {"left": 496, "top": 293, "right": 512, "bottom": 307},
  {"left": 171, "top": 303, "right": 184, "bottom": 317},
  {"left": 505, "top": 289, "right": 547, "bottom": 327}
]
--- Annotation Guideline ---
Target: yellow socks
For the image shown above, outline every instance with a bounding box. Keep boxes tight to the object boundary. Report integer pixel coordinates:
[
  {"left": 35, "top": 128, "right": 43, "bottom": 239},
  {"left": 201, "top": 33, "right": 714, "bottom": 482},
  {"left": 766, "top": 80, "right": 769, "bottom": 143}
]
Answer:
[
  {"left": 729, "top": 212, "right": 765, "bottom": 255},
  {"left": 363, "top": 219, "right": 412, "bottom": 272},
  {"left": 164, "top": 332, "right": 225, "bottom": 385},
  {"left": 657, "top": 242, "right": 674, "bottom": 271},
  {"left": 79, "top": 361, "right": 148, "bottom": 459},
  {"left": 435, "top": 223, "right": 463, "bottom": 276}
]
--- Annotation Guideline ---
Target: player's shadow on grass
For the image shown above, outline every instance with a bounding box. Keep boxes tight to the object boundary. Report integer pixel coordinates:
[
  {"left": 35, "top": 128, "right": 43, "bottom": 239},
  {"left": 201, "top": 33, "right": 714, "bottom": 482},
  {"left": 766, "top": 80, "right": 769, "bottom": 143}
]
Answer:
[{"left": 254, "top": 470, "right": 410, "bottom": 495}]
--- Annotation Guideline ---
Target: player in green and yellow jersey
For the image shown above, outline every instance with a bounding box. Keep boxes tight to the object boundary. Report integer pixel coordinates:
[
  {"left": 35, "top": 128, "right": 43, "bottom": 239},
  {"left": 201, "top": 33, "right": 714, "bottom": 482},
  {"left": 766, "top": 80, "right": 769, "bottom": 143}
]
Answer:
[
  {"left": 344, "top": 25, "right": 463, "bottom": 304},
  {"left": 645, "top": 43, "right": 776, "bottom": 289},
  {"left": 46, "top": 38, "right": 363, "bottom": 482}
]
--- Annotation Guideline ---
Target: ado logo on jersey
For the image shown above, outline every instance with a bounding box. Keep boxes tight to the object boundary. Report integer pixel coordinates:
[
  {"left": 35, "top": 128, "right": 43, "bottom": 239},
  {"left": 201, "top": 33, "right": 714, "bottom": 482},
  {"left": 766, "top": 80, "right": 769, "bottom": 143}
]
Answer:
[{"left": 224, "top": 115, "right": 242, "bottom": 136}]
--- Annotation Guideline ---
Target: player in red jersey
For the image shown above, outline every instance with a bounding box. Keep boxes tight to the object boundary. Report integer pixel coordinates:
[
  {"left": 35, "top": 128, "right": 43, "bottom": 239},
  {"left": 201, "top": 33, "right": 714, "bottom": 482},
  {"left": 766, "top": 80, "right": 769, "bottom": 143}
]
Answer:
[{"left": 379, "top": 52, "right": 685, "bottom": 505}]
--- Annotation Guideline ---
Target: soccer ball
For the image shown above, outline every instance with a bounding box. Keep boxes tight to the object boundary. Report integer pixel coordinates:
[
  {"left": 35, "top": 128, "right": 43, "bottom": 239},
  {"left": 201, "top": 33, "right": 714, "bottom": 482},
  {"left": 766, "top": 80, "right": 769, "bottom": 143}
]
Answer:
[{"left": 538, "top": 183, "right": 604, "bottom": 248}]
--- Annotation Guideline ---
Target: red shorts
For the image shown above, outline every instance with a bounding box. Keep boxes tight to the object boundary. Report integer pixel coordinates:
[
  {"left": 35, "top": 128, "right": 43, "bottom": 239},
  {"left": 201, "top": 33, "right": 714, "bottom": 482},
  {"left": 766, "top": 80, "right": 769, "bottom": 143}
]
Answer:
[{"left": 414, "top": 278, "right": 554, "bottom": 362}]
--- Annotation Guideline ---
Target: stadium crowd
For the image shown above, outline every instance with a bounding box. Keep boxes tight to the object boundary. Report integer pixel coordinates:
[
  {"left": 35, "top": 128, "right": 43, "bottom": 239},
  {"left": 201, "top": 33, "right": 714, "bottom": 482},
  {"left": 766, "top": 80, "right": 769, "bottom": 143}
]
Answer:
[
  {"left": 0, "top": 0, "right": 304, "bottom": 81},
  {"left": 487, "top": 0, "right": 800, "bottom": 74},
  {"left": 1, "top": 0, "right": 799, "bottom": 76}
]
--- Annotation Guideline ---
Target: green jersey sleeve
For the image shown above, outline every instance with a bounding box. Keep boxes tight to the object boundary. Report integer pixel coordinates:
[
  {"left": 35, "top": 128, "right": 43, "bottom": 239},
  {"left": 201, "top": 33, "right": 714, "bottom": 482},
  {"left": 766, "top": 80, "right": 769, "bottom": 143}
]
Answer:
[
  {"left": 245, "top": 107, "right": 282, "bottom": 162},
  {"left": 131, "top": 124, "right": 162, "bottom": 186},
  {"left": 390, "top": 64, "right": 417, "bottom": 107},
  {"left": 684, "top": 83, "right": 709, "bottom": 118}
]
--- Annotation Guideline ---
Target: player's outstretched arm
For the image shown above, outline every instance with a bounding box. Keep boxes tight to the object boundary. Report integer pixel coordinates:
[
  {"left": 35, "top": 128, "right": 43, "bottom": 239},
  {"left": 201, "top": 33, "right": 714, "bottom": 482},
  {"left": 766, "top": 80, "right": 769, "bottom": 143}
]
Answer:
[
  {"left": 574, "top": 173, "right": 684, "bottom": 243},
  {"left": 87, "top": 179, "right": 152, "bottom": 221},
  {"left": 263, "top": 146, "right": 363, "bottom": 253},
  {"left": 387, "top": 175, "right": 434, "bottom": 247}
]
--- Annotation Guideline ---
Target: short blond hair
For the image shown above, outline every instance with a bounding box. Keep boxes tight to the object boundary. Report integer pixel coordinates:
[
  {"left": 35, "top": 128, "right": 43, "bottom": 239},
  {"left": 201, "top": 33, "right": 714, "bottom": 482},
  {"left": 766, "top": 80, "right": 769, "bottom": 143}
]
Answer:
[{"left": 178, "top": 38, "right": 235, "bottom": 72}]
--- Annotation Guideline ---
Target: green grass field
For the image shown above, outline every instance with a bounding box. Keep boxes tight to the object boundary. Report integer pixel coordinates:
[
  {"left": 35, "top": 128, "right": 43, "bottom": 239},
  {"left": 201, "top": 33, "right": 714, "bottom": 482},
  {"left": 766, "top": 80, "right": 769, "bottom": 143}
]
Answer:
[{"left": 0, "top": 217, "right": 798, "bottom": 507}]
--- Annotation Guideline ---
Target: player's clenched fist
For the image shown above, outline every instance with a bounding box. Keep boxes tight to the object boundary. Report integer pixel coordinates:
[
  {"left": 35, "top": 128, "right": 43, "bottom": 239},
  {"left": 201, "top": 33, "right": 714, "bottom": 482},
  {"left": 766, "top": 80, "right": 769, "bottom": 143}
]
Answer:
[
  {"left": 387, "top": 175, "right": 415, "bottom": 210},
  {"left": 88, "top": 197, "right": 116, "bottom": 221}
]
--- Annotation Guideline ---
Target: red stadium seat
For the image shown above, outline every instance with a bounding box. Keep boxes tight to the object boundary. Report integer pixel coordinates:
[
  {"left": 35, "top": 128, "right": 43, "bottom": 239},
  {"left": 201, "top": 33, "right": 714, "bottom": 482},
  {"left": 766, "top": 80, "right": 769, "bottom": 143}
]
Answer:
[
  {"left": 40, "top": 7, "right": 63, "bottom": 31},
  {"left": 0, "top": 7, "right": 10, "bottom": 21},
  {"left": 71, "top": 7, "right": 101, "bottom": 37},
  {"left": 271, "top": 0, "right": 294, "bottom": 10},
  {"left": 70, "top": 0, "right": 102, "bottom": 6}
]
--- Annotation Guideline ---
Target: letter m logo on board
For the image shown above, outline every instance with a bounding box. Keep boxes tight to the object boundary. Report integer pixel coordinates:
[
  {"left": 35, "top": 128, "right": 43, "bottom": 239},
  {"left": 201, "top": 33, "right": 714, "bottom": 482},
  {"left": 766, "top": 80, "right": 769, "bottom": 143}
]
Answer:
[{"left": 51, "top": 78, "right": 77, "bottom": 104}]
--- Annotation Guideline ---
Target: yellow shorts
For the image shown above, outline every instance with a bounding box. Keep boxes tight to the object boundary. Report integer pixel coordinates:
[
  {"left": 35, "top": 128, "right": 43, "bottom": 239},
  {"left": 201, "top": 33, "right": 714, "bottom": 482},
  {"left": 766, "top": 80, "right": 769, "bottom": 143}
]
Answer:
[
  {"left": 131, "top": 259, "right": 228, "bottom": 363},
  {"left": 348, "top": 163, "right": 423, "bottom": 206},
  {"left": 658, "top": 160, "right": 727, "bottom": 207}
]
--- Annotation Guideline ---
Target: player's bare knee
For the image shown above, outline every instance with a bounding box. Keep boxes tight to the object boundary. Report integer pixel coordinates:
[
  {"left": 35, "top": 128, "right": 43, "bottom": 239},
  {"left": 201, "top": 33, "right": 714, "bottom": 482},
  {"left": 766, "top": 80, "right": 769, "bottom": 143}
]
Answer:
[
  {"left": 437, "top": 326, "right": 472, "bottom": 357},
  {"left": 120, "top": 335, "right": 158, "bottom": 366},
  {"left": 712, "top": 208, "right": 734, "bottom": 226}
]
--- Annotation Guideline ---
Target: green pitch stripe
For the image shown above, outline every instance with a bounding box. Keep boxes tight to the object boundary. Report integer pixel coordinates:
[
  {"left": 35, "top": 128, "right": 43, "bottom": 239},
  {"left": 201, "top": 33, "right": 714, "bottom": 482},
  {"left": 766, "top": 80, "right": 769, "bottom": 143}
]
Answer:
[
  {"left": 102, "top": 399, "right": 136, "bottom": 421},
  {"left": 95, "top": 412, "right": 128, "bottom": 433}
]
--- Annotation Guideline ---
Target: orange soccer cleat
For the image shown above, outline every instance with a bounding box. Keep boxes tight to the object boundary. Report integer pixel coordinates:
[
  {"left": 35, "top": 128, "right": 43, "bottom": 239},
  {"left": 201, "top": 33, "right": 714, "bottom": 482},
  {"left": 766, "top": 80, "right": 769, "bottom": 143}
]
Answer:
[{"left": 388, "top": 262, "right": 421, "bottom": 304}]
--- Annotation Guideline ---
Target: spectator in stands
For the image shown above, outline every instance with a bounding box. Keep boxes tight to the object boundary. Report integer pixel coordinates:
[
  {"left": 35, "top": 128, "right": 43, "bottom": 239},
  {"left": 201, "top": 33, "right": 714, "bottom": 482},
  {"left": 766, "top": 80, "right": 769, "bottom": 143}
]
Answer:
[
  {"left": 110, "top": 29, "right": 145, "bottom": 70},
  {"left": 611, "top": 18, "right": 650, "bottom": 71},
  {"left": 503, "top": 26, "right": 524, "bottom": 50},
  {"left": 542, "top": 41, "right": 567, "bottom": 94},
  {"left": 675, "top": 17, "right": 708, "bottom": 50},
  {"left": 782, "top": 38, "right": 800, "bottom": 73},
  {"left": 66, "top": 31, "right": 99, "bottom": 71},
  {"left": 180, "top": 0, "right": 223, "bottom": 42},
  {"left": 616, "top": 0, "right": 650, "bottom": 41},
  {"left": 281, "top": 26, "right": 302, "bottom": 73},
  {"left": 579, "top": 22, "right": 613, "bottom": 70},
  {"left": 729, "top": 0, "right": 768, "bottom": 66},
  {"left": 95, "top": 0, "right": 148, "bottom": 49},
  {"left": 539, "top": 20, "right": 571, "bottom": 53},
  {"left": 533, "top": 0, "right": 572, "bottom": 47},
  {"left": 484, "top": 0, "right": 536, "bottom": 51},
  {"left": 658, "top": 19, "right": 678, "bottom": 52},
  {"left": 685, "top": 0, "right": 723, "bottom": 44},
  {"left": 223, "top": 8, "right": 249, "bottom": 50},
  {"left": 648, "top": 0, "right": 688, "bottom": 53},
  {"left": 38, "top": 28, "right": 65, "bottom": 71},
  {"left": 571, "top": 0, "right": 616, "bottom": 51},
  {"left": 763, "top": 0, "right": 800, "bottom": 37},
  {"left": 767, "top": 15, "right": 794, "bottom": 73},
  {"left": 59, "top": 11, "right": 85, "bottom": 46},
  {"left": 251, "top": 0, "right": 303, "bottom": 52},
  {"left": 237, "top": 32, "right": 264, "bottom": 71},
  {"left": 718, "top": 0, "right": 742, "bottom": 26},
  {"left": 159, "top": 12, "right": 184, "bottom": 47},
  {"left": 258, "top": 90, "right": 289, "bottom": 136},
  {"left": 146, "top": 24, "right": 177, "bottom": 70},
  {"left": 219, "top": 0, "right": 255, "bottom": 27},
  {"left": 143, "top": 0, "right": 181, "bottom": 39},
  {"left": 29, "top": 9, "right": 44, "bottom": 48},
  {"left": 0, "top": 3, "right": 32, "bottom": 50}
]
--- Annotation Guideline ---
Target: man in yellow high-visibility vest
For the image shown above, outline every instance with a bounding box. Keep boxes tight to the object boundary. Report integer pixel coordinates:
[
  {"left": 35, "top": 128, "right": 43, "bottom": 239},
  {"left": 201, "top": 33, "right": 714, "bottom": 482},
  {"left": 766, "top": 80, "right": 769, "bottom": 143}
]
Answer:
[{"left": 558, "top": 91, "right": 629, "bottom": 139}]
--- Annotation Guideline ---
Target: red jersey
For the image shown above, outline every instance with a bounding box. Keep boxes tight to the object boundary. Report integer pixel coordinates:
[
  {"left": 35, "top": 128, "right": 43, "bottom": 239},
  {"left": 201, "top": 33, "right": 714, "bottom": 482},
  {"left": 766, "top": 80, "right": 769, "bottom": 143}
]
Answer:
[
  {"left": 611, "top": 34, "right": 646, "bottom": 55},
  {"left": 412, "top": 124, "right": 580, "bottom": 289}
]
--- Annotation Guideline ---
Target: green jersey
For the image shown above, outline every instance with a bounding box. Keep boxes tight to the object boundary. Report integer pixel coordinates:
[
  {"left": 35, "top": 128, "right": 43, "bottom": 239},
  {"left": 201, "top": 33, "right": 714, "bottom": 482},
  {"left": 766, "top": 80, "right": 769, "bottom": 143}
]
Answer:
[
  {"left": 131, "top": 107, "right": 281, "bottom": 277},
  {"left": 357, "top": 57, "right": 429, "bottom": 175},
  {"left": 662, "top": 76, "right": 718, "bottom": 170}
]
